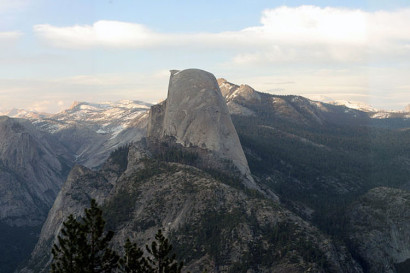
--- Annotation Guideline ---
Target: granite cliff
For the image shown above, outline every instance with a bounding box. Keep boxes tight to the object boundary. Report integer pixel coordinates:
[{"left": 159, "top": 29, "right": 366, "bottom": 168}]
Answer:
[
  {"left": 0, "top": 116, "right": 72, "bottom": 227},
  {"left": 147, "top": 69, "right": 257, "bottom": 189},
  {"left": 0, "top": 116, "right": 73, "bottom": 272}
]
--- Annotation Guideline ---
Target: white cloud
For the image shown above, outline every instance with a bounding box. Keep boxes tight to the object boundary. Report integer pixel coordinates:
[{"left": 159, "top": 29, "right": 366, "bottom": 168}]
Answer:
[
  {"left": 255, "top": 6, "right": 367, "bottom": 44},
  {"left": 0, "top": 31, "right": 22, "bottom": 42},
  {"left": 33, "top": 6, "right": 410, "bottom": 65},
  {"left": 34, "top": 21, "right": 159, "bottom": 49},
  {"left": 234, "top": 6, "right": 410, "bottom": 64}
]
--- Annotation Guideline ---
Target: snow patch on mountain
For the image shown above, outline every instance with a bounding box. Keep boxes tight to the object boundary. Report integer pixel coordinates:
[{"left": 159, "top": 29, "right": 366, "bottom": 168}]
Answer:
[
  {"left": 7, "top": 100, "right": 151, "bottom": 136},
  {"left": 371, "top": 112, "right": 392, "bottom": 119},
  {"left": 2, "top": 100, "right": 152, "bottom": 168},
  {"left": 330, "top": 100, "right": 377, "bottom": 112},
  {"left": 309, "top": 101, "right": 330, "bottom": 112}
]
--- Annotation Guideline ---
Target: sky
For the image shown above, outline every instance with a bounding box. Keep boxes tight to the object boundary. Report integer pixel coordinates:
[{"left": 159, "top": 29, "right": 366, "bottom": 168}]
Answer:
[{"left": 1, "top": 0, "right": 410, "bottom": 113}]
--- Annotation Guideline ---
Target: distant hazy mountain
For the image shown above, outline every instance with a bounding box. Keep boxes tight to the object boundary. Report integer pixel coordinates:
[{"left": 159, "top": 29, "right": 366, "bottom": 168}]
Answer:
[
  {"left": 5, "top": 100, "right": 151, "bottom": 168},
  {"left": 329, "top": 100, "right": 378, "bottom": 112},
  {"left": 346, "top": 187, "right": 410, "bottom": 273}
]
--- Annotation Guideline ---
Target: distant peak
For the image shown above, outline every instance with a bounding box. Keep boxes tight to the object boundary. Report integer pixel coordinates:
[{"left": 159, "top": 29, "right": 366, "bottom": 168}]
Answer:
[
  {"left": 221, "top": 82, "right": 260, "bottom": 103},
  {"left": 217, "top": 78, "right": 228, "bottom": 84},
  {"left": 4, "top": 108, "right": 20, "bottom": 116},
  {"left": 69, "top": 101, "right": 83, "bottom": 109},
  {"left": 330, "top": 100, "right": 377, "bottom": 112},
  {"left": 170, "top": 70, "right": 180, "bottom": 77},
  {"left": 238, "top": 84, "right": 255, "bottom": 93}
]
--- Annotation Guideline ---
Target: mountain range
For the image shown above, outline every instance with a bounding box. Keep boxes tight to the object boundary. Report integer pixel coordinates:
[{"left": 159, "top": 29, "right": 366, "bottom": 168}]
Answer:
[{"left": 0, "top": 69, "right": 409, "bottom": 273}]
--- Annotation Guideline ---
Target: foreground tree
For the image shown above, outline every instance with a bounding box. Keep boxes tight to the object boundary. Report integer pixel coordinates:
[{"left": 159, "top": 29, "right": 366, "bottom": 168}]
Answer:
[
  {"left": 82, "top": 199, "right": 120, "bottom": 272},
  {"left": 146, "top": 229, "right": 183, "bottom": 273},
  {"left": 51, "top": 199, "right": 119, "bottom": 273},
  {"left": 51, "top": 201, "right": 187, "bottom": 273},
  {"left": 51, "top": 215, "right": 85, "bottom": 273},
  {"left": 120, "top": 239, "right": 150, "bottom": 273}
]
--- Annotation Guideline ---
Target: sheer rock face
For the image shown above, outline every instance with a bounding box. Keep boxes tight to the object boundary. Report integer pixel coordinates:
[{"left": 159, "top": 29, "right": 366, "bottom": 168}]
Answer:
[
  {"left": 20, "top": 157, "right": 123, "bottom": 273},
  {"left": 0, "top": 116, "right": 72, "bottom": 226},
  {"left": 147, "top": 69, "right": 256, "bottom": 188}
]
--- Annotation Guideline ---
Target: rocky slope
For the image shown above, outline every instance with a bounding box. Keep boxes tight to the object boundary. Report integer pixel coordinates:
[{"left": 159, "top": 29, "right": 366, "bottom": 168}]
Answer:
[
  {"left": 0, "top": 116, "right": 72, "bottom": 226},
  {"left": 218, "top": 78, "right": 410, "bottom": 129},
  {"left": 219, "top": 78, "right": 410, "bottom": 273},
  {"left": 21, "top": 69, "right": 364, "bottom": 273},
  {"left": 22, "top": 142, "right": 363, "bottom": 273},
  {"left": 50, "top": 100, "right": 150, "bottom": 168},
  {"left": 5, "top": 100, "right": 151, "bottom": 168},
  {"left": 346, "top": 187, "right": 410, "bottom": 273},
  {"left": 0, "top": 116, "right": 73, "bottom": 273},
  {"left": 218, "top": 78, "right": 371, "bottom": 126},
  {"left": 0, "top": 101, "right": 151, "bottom": 272}
]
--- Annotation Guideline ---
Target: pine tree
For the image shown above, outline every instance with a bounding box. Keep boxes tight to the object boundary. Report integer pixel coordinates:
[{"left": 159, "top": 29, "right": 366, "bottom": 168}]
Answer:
[
  {"left": 50, "top": 199, "right": 119, "bottom": 273},
  {"left": 145, "top": 229, "right": 183, "bottom": 273},
  {"left": 51, "top": 214, "right": 85, "bottom": 273},
  {"left": 51, "top": 202, "right": 189, "bottom": 273},
  {"left": 81, "top": 199, "right": 120, "bottom": 273},
  {"left": 120, "top": 239, "right": 150, "bottom": 273}
]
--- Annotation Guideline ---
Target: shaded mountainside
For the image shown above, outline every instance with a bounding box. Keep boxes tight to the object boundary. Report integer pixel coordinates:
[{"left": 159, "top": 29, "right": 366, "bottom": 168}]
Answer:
[
  {"left": 221, "top": 78, "right": 410, "bottom": 201},
  {"left": 219, "top": 78, "right": 410, "bottom": 272},
  {"left": 346, "top": 187, "right": 410, "bottom": 273},
  {"left": 0, "top": 116, "right": 73, "bottom": 226},
  {"left": 0, "top": 116, "right": 73, "bottom": 273},
  {"left": 21, "top": 142, "right": 362, "bottom": 273}
]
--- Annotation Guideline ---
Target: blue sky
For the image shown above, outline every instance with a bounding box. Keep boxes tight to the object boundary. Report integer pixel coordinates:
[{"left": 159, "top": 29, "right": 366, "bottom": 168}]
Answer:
[{"left": 1, "top": 0, "right": 410, "bottom": 112}]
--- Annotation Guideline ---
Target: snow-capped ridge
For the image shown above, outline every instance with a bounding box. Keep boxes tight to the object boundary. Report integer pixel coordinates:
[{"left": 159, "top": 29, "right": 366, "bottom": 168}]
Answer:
[
  {"left": 330, "top": 100, "right": 377, "bottom": 112},
  {"left": 3, "top": 99, "right": 152, "bottom": 168},
  {"left": 66, "top": 100, "right": 151, "bottom": 113},
  {"left": 0, "top": 108, "right": 51, "bottom": 119}
]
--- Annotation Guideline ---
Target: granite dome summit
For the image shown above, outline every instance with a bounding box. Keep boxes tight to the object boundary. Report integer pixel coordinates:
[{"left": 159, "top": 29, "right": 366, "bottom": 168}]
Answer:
[{"left": 147, "top": 69, "right": 257, "bottom": 188}]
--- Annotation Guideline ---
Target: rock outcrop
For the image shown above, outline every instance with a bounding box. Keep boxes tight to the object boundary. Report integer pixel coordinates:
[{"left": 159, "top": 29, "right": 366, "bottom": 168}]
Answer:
[
  {"left": 21, "top": 143, "right": 363, "bottom": 273},
  {"left": 0, "top": 116, "right": 72, "bottom": 226},
  {"left": 147, "top": 69, "right": 256, "bottom": 188},
  {"left": 346, "top": 187, "right": 410, "bottom": 273},
  {"left": 0, "top": 116, "right": 74, "bottom": 272}
]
